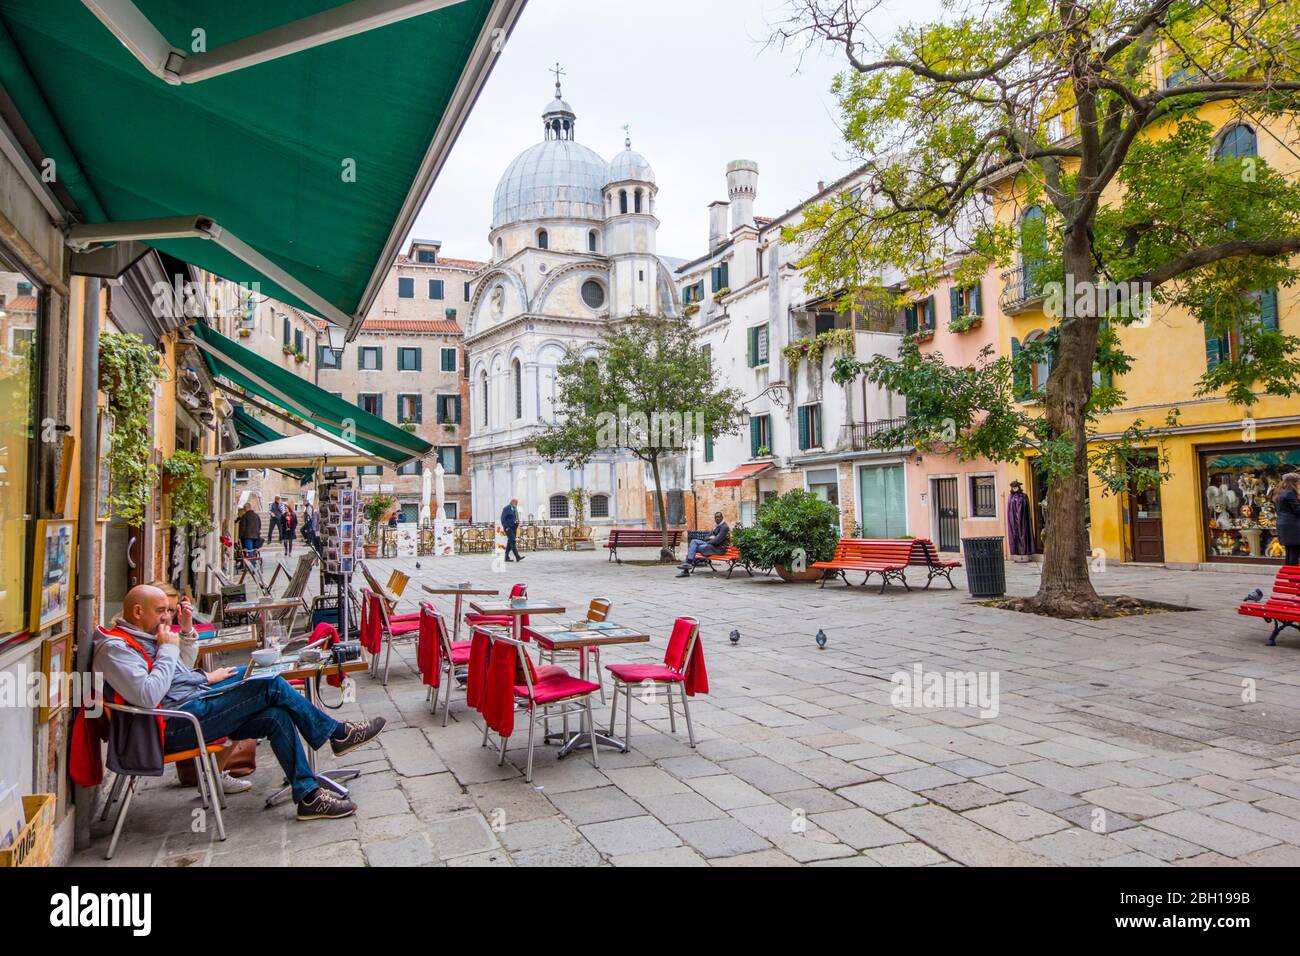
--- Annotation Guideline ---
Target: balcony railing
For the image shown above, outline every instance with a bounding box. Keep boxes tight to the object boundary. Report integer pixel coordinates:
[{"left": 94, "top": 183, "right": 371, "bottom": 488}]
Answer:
[
  {"left": 849, "top": 417, "right": 911, "bottom": 451},
  {"left": 1000, "top": 267, "right": 1047, "bottom": 313}
]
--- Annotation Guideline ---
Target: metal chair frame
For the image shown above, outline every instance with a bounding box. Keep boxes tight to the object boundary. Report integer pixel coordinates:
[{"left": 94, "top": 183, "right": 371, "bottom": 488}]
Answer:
[{"left": 607, "top": 617, "right": 701, "bottom": 750}]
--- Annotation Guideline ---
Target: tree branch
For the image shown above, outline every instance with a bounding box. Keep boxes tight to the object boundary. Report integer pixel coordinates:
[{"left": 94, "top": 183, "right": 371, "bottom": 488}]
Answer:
[{"left": 1135, "top": 237, "right": 1300, "bottom": 287}]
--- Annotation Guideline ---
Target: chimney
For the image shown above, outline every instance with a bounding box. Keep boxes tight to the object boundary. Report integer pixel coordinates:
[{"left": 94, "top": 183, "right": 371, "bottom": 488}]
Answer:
[
  {"left": 708, "top": 201, "right": 730, "bottom": 251},
  {"left": 726, "top": 160, "right": 759, "bottom": 232}
]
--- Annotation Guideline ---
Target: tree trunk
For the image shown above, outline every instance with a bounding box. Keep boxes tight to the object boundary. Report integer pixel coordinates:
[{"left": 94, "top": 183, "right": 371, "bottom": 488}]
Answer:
[
  {"left": 1030, "top": 233, "right": 1107, "bottom": 617},
  {"left": 648, "top": 454, "right": 674, "bottom": 561}
]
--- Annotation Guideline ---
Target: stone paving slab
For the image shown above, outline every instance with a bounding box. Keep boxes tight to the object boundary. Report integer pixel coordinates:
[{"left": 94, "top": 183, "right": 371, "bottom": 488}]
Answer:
[{"left": 71, "top": 554, "right": 1300, "bottom": 867}]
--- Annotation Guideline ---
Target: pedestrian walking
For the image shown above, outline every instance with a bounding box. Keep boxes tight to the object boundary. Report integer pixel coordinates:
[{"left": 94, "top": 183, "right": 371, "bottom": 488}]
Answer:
[
  {"left": 1275, "top": 472, "right": 1300, "bottom": 567},
  {"left": 501, "top": 498, "right": 523, "bottom": 562},
  {"left": 283, "top": 504, "right": 297, "bottom": 556},
  {"left": 269, "top": 495, "right": 285, "bottom": 543}
]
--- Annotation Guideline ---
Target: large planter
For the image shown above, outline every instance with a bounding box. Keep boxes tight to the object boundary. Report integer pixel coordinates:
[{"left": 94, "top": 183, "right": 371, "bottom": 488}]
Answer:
[
  {"left": 363, "top": 542, "right": 379, "bottom": 559},
  {"left": 775, "top": 564, "right": 824, "bottom": 583}
]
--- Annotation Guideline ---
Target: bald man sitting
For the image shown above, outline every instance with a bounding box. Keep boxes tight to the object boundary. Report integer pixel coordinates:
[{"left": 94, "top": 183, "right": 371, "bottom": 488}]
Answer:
[{"left": 94, "top": 585, "right": 385, "bottom": 820}]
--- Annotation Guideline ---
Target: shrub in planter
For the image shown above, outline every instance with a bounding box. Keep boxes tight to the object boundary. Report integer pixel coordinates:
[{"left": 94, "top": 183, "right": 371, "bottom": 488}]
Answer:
[{"left": 732, "top": 489, "right": 840, "bottom": 581}]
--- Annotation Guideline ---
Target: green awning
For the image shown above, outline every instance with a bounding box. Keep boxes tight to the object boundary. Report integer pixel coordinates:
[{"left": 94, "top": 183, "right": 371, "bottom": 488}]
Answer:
[
  {"left": 0, "top": 0, "right": 523, "bottom": 333},
  {"left": 193, "top": 322, "right": 431, "bottom": 466},
  {"left": 231, "top": 406, "right": 314, "bottom": 483}
]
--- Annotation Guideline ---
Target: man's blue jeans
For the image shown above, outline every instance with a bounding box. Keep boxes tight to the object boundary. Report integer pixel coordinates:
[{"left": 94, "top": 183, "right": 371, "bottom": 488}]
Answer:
[
  {"left": 240, "top": 537, "right": 260, "bottom": 569},
  {"left": 681, "top": 539, "right": 718, "bottom": 568},
  {"left": 163, "top": 676, "right": 341, "bottom": 802}
]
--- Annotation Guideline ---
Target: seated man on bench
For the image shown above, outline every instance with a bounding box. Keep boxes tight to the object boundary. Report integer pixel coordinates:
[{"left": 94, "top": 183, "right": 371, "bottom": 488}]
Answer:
[
  {"left": 94, "top": 584, "right": 385, "bottom": 821},
  {"left": 678, "top": 512, "right": 730, "bottom": 578}
]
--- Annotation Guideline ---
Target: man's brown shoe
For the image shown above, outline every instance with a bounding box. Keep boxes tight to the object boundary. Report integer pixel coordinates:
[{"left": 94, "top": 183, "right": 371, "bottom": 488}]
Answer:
[
  {"left": 296, "top": 788, "right": 356, "bottom": 820},
  {"left": 329, "top": 716, "right": 386, "bottom": 757}
]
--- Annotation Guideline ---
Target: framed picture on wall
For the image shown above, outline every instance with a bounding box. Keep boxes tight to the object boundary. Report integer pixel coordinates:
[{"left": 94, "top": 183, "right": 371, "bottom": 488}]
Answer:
[
  {"left": 39, "top": 633, "right": 71, "bottom": 722},
  {"left": 29, "top": 519, "right": 76, "bottom": 633}
]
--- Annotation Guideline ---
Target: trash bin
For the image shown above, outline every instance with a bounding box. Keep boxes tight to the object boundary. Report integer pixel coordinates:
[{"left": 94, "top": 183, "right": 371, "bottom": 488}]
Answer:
[{"left": 962, "top": 536, "right": 1006, "bottom": 598}]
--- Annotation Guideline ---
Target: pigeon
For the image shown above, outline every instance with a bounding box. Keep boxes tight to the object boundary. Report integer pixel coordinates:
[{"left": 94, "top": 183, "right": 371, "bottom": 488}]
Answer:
[
  {"left": 815, "top": 629, "right": 827, "bottom": 649},
  {"left": 729, "top": 629, "right": 740, "bottom": 645},
  {"left": 415, "top": 562, "right": 422, "bottom": 570},
  {"left": 1245, "top": 588, "right": 1263, "bottom": 604}
]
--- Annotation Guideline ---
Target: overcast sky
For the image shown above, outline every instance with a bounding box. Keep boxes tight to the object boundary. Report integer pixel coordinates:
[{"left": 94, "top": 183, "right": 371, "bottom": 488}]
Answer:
[{"left": 410, "top": 0, "right": 946, "bottom": 262}]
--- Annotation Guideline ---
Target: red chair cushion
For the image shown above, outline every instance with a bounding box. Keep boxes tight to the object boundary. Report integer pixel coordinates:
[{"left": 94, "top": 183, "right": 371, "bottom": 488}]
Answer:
[
  {"left": 392, "top": 612, "right": 421, "bottom": 623},
  {"left": 465, "top": 614, "right": 510, "bottom": 626},
  {"left": 449, "top": 641, "right": 472, "bottom": 665},
  {"left": 515, "top": 673, "right": 600, "bottom": 705},
  {"left": 390, "top": 620, "right": 421, "bottom": 636},
  {"left": 606, "top": 663, "right": 685, "bottom": 684},
  {"left": 535, "top": 663, "right": 569, "bottom": 681}
]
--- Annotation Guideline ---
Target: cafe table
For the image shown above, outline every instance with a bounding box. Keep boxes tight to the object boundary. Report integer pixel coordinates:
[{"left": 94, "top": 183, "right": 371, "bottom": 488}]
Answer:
[
  {"left": 193, "top": 628, "right": 258, "bottom": 671},
  {"left": 422, "top": 584, "right": 500, "bottom": 647},
  {"left": 247, "top": 649, "right": 372, "bottom": 807},
  {"left": 467, "top": 598, "right": 565, "bottom": 643},
  {"left": 524, "top": 619, "right": 650, "bottom": 756},
  {"left": 223, "top": 598, "right": 304, "bottom": 649}
]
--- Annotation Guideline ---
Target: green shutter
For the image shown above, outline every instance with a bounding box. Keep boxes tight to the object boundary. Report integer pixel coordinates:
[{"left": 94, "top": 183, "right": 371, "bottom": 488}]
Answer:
[
  {"left": 704, "top": 430, "right": 714, "bottom": 463},
  {"left": 1011, "top": 338, "right": 1030, "bottom": 399},
  {"left": 1204, "top": 322, "right": 1229, "bottom": 371},
  {"left": 925, "top": 295, "right": 935, "bottom": 329},
  {"left": 972, "top": 282, "right": 983, "bottom": 316},
  {"left": 949, "top": 286, "right": 960, "bottom": 322},
  {"left": 415, "top": 394, "right": 423, "bottom": 423},
  {"left": 453, "top": 395, "right": 462, "bottom": 423},
  {"left": 750, "top": 417, "right": 761, "bottom": 457},
  {"left": 415, "top": 348, "right": 422, "bottom": 371},
  {"left": 1260, "top": 287, "right": 1279, "bottom": 331},
  {"left": 815, "top": 404, "right": 823, "bottom": 447},
  {"left": 798, "top": 405, "right": 810, "bottom": 450},
  {"left": 905, "top": 304, "right": 918, "bottom": 335},
  {"left": 720, "top": 261, "right": 729, "bottom": 289},
  {"left": 453, "top": 446, "right": 462, "bottom": 474},
  {"left": 748, "top": 326, "right": 758, "bottom": 367}
]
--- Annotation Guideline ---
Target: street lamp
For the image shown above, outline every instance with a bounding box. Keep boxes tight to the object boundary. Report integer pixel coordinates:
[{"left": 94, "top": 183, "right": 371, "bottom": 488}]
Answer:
[{"left": 326, "top": 322, "right": 347, "bottom": 364}]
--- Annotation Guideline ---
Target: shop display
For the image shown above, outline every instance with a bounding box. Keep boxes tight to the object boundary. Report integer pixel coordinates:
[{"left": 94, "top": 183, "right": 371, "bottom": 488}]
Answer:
[{"left": 1201, "top": 447, "right": 1300, "bottom": 561}]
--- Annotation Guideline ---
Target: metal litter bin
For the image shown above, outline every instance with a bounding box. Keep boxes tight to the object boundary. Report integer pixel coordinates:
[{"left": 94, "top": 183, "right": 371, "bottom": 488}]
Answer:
[{"left": 962, "top": 536, "right": 1006, "bottom": 598}]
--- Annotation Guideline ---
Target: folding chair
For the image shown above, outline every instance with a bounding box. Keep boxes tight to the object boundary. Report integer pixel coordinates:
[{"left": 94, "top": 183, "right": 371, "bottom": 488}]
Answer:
[
  {"left": 606, "top": 616, "right": 705, "bottom": 749},
  {"left": 419, "top": 602, "right": 472, "bottom": 725},
  {"left": 362, "top": 588, "right": 420, "bottom": 686},
  {"left": 100, "top": 704, "right": 229, "bottom": 860},
  {"left": 484, "top": 632, "right": 601, "bottom": 783}
]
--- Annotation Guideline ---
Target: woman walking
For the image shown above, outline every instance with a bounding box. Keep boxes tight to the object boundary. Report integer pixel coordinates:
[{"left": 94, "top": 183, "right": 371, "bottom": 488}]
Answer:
[
  {"left": 1275, "top": 472, "right": 1300, "bottom": 567},
  {"left": 283, "top": 503, "right": 298, "bottom": 556}
]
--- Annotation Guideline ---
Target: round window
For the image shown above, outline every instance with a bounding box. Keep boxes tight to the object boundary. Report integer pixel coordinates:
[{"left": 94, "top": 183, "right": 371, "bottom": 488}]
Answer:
[{"left": 581, "top": 280, "right": 605, "bottom": 309}]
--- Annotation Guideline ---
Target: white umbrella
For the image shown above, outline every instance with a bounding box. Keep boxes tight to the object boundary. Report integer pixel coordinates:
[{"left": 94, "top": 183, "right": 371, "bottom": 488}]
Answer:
[
  {"left": 435, "top": 463, "right": 446, "bottom": 516},
  {"left": 420, "top": 466, "right": 433, "bottom": 525}
]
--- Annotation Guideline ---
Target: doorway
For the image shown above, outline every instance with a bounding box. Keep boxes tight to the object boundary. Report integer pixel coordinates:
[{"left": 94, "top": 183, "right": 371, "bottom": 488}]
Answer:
[
  {"left": 933, "top": 477, "right": 960, "bottom": 552},
  {"left": 1127, "top": 460, "right": 1165, "bottom": 562}
]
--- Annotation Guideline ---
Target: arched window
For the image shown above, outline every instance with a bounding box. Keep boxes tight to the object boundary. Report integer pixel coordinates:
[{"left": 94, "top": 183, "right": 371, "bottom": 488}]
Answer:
[
  {"left": 619, "top": 190, "right": 628, "bottom": 214},
  {"left": 588, "top": 230, "right": 598, "bottom": 253},
  {"left": 479, "top": 370, "right": 489, "bottom": 427},
  {"left": 549, "top": 494, "right": 570, "bottom": 519},
  {"left": 512, "top": 358, "right": 523, "bottom": 420},
  {"left": 589, "top": 493, "right": 610, "bottom": 518},
  {"left": 634, "top": 189, "right": 643, "bottom": 213},
  {"left": 1215, "top": 124, "right": 1257, "bottom": 160},
  {"left": 537, "top": 229, "right": 548, "bottom": 250}
]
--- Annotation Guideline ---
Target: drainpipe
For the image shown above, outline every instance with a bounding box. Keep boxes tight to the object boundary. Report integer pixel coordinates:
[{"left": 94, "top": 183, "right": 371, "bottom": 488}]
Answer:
[{"left": 73, "top": 277, "right": 101, "bottom": 851}]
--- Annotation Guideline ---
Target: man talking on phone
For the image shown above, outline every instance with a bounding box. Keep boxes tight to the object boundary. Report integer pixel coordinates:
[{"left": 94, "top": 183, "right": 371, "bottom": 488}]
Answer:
[{"left": 93, "top": 584, "right": 385, "bottom": 820}]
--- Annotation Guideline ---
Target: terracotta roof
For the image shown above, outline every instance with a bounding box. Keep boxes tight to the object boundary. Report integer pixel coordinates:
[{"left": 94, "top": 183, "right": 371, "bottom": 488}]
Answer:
[
  {"left": 754, "top": 216, "right": 774, "bottom": 227},
  {"left": 395, "top": 255, "right": 485, "bottom": 271},
  {"left": 2, "top": 295, "right": 37, "bottom": 313},
  {"left": 360, "top": 318, "right": 463, "bottom": 334}
]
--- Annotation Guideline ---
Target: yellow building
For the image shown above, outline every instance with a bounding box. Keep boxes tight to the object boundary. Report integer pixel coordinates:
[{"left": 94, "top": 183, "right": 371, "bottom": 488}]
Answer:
[{"left": 994, "top": 96, "right": 1299, "bottom": 570}]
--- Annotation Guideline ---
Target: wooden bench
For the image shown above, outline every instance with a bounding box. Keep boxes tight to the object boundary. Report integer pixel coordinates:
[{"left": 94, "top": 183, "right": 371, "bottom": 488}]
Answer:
[
  {"left": 606, "top": 528, "right": 683, "bottom": 563},
  {"left": 812, "top": 539, "right": 915, "bottom": 592},
  {"left": 1238, "top": 565, "right": 1300, "bottom": 646},
  {"left": 908, "top": 539, "right": 962, "bottom": 589},
  {"left": 698, "top": 546, "right": 753, "bottom": 578}
]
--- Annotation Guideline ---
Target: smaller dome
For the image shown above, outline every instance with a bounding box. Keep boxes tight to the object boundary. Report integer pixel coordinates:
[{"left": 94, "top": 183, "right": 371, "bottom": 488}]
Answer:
[
  {"left": 544, "top": 96, "right": 574, "bottom": 118},
  {"left": 606, "top": 147, "right": 655, "bottom": 186}
]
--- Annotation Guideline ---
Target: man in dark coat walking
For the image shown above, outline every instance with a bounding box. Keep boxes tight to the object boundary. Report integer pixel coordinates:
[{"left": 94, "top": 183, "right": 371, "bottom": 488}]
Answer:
[{"left": 501, "top": 498, "right": 524, "bottom": 562}]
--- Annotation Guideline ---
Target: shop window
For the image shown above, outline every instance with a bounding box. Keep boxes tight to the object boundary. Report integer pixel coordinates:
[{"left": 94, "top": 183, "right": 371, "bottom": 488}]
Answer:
[
  {"left": 0, "top": 253, "right": 39, "bottom": 638},
  {"left": 1203, "top": 446, "right": 1300, "bottom": 561}
]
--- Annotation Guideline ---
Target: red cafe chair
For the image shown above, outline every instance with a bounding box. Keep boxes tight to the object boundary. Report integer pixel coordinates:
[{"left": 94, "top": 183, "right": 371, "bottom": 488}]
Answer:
[{"left": 605, "top": 616, "right": 707, "bottom": 750}]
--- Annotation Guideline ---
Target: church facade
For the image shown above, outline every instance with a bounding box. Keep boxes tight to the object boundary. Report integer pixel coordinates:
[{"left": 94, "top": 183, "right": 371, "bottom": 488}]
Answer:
[{"left": 464, "top": 81, "right": 687, "bottom": 526}]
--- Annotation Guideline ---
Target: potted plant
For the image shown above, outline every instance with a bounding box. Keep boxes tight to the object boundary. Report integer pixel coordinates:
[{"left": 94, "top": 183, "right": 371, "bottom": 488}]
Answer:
[
  {"left": 362, "top": 493, "right": 396, "bottom": 559},
  {"left": 237, "top": 327, "right": 251, "bottom": 338},
  {"left": 162, "top": 450, "right": 213, "bottom": 533},
  {"left": 567, "top": 488, "right": 594, "bottom": 549},
  {"left": 399, "top": 421, "right": 417, "bottom": 432},
  {"left": 755, "top": 445, "right": 772, "bottom": 458},
  {"left": 732, "top": 489, "right": 840, "bottom": 583},
  {"left": 282, "top": 344, "right": 294, "bottom": 355}
]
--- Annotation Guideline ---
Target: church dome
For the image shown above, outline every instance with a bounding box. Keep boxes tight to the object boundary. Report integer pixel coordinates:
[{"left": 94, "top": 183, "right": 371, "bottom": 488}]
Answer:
[
  {"left": 491, "top": 79, "right": 608, "bottom": 230},
  {"left": 606, "top": 146, "right": 655, "bottom": 186}
]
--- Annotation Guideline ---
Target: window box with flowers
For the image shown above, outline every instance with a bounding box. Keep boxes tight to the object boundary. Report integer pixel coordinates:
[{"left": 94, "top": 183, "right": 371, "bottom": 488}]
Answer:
[
  {"left": 947, "top": 283, "right": 984, "bottom": 334},
  {"left": 712, "top": 287, "right": 731, "bottom": 303},
  {"left": 683, "top": 302, "right": 700, "bottom": 318}
]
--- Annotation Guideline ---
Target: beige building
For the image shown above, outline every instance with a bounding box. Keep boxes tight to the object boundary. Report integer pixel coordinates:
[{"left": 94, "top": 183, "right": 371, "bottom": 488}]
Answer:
[{"left": 317, "top": 240, "right": 480, "bottom": 521}]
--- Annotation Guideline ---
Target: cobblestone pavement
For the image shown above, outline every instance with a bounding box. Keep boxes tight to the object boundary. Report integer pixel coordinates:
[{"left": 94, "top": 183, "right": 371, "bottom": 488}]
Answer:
[{"left": 74, "top": 551, "right": 1300, "bottom": 867}]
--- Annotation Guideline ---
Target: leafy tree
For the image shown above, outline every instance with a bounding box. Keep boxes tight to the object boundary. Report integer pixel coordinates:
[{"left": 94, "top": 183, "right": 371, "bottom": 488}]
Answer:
[
  {"left": 775, "top": 0, "right": 1300, "bottom": 616},
  {"left": 733, "top": 489, "right": 841, "bottom": 572},
  {"left": 536, "top": 314, "right": 747, "bottom": 557}
]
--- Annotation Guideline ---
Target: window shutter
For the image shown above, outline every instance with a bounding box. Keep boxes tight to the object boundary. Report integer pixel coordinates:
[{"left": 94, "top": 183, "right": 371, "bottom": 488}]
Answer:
[
  {"left": 1260, "top": 287, "right": 1279, "bottom": 331},
  {"left": 415, "top": 394, "right": 423, "bottom": 423},
  {"left": 415, "top": 348, "right": 422, "bottom": 371},
  {"left": 704, "top": 430, "right": 714, "bottom": 463},
  {"left": 1011, "top": 337, "right": 1029, "bottom": 399},
  {"left": 747, "top": 326, "right": 758, "bottom": 367},
  {"left": 358, "top": 348, "right": 364, "bottom": 369},
  {"left": 720, "top": 261, "right": 729, "bottom": 289},
  {"left": 1205, "top": 322, "right": 1229, "bottom": 370},
  {"left": 972, "top": 281, "right": 983, "bottom": 316},
  {"left": 925, "top": 295, "right": 935, "bottom": 329},
  {"left": 798, "top": 405, "right": 810, "bottom": 450},
  {"left": 757, "top": 326, "right": 768, "bottom": 364},
  {"left": 904, "top": 304, "right": 918, "bottom": 335},
  {"left": 750, "top": 417, "right": 761, "bottom": 457},
  {"left": 814, "top": 404, "right": 823, "bottom": 447},
  {"left": 453, "top": 447, "right": 462, "bottom": 474},
  {"left": 453, "top": 395, "right": 462, "bottom": 423},
  {"left": 949, "top": 286, "right": 960, "bottom": 322}
]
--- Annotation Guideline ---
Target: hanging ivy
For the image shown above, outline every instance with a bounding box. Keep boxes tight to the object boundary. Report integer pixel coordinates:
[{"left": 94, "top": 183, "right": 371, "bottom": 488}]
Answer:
[
  {"left": 163, "top": 449, "right": 212, "bottom": 533},
  {"left": 99, "top": 332, "right": 167, "bottom": 526}
]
